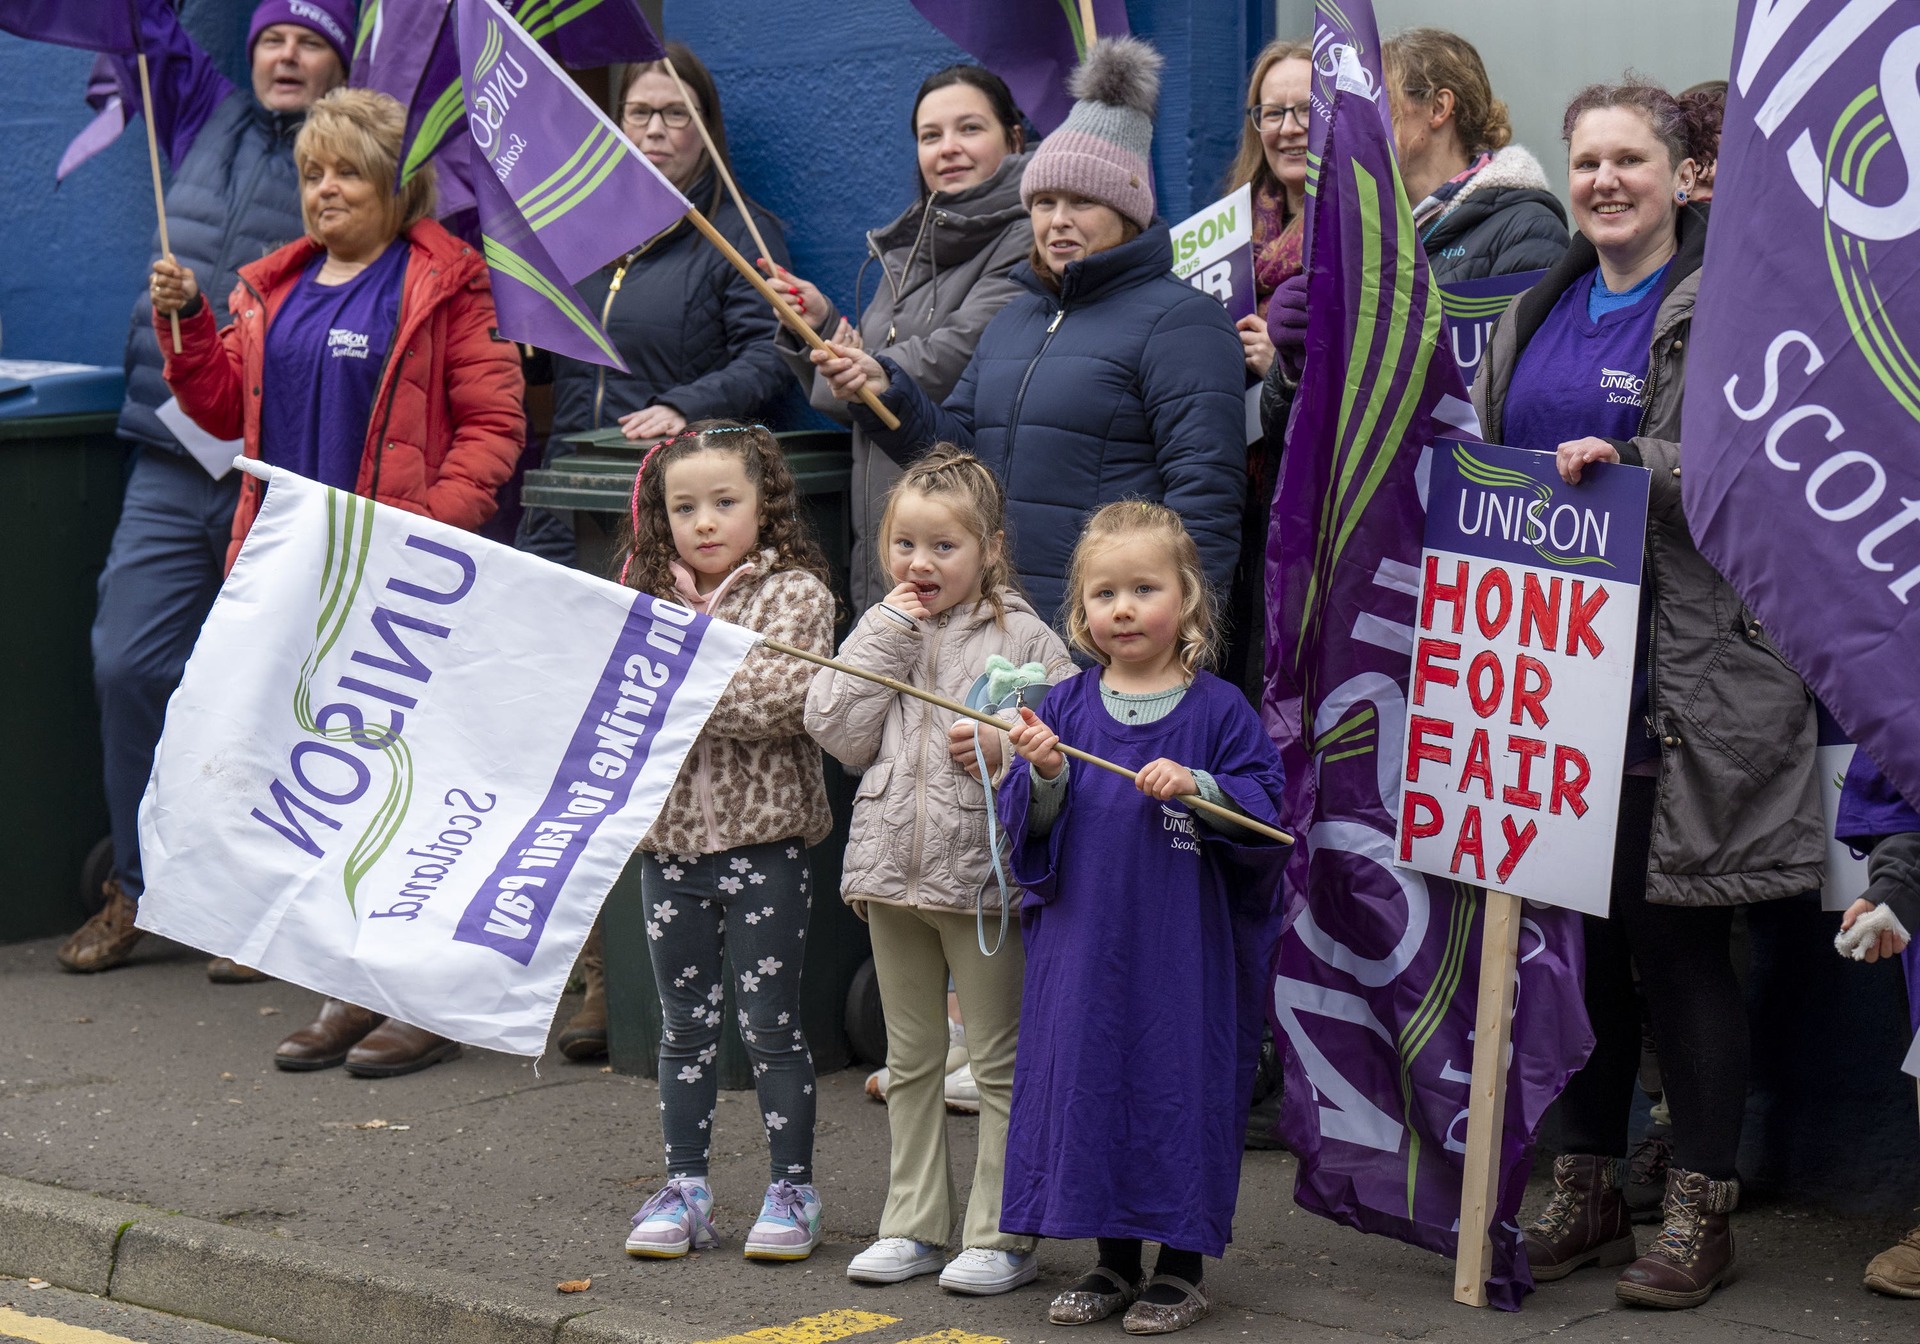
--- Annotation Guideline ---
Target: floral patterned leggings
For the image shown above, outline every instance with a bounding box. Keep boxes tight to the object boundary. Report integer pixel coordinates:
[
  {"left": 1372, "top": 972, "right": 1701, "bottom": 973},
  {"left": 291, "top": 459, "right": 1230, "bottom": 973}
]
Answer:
[{"left": 639, "top": 838, "right": 815, "bottom": 1185}]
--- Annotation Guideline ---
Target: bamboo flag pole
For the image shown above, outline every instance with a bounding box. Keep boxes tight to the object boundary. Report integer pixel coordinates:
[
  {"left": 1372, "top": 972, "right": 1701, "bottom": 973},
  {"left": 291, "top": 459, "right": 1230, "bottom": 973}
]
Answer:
[
  {"left": 135, "top": 49, "right": 182, "bottom": 354},
  {"left": 660, "top": 56, "right": 778, "bottom": 276},
  {"left": 1452, "top": 887, "right": 1523, "bottom": 1308},
  {"left": 762, "top": 637, "right": 1293, "bottom": 845},
  {"left": 1078, "top": 0, "right": 1100, "bottom": 47},
  {"left": 684, "top": 208, "right": 901, "bottom": 431}
]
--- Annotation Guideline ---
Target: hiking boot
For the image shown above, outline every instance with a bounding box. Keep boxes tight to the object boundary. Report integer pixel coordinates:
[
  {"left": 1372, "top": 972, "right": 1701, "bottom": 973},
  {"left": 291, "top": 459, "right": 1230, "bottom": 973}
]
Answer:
[
  {"left": 1524, "top": 1154, "right": 1636, "bottom": 1282},
  {"left": 1624, "top": 1128, "right": 1673, "bottom": 1223},
  {"left": 1864, "top": 1225, "right": 1920, "bottom": 1298},
  {"left": 55, "top": 878, "right": 143, "bottom": 973},
  {"left": 743, "top": 1180, "right": 822, "bottom": 1261},
  {"left": 275, "top": 999, "right": 385, "bottom": 1071},
  {"left": 625, "top": 1176, "right": 717, "bottom": 1258},
  {"left": 557, "top": 923, "right": 607, "bottom": 1060},
  {"left": 1615, "top": 1167, "right": 1739, "bottom": 1308}
]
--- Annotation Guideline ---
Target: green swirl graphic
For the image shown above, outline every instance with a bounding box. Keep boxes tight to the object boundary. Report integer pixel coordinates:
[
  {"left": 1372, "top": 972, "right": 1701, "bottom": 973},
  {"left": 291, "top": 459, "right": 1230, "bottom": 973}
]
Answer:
[
  {"left": 1822, "top": 87, "right": 1920, "bottom": 423},
  {"left": 293, "top": 491, "right": 416, "bottom": 913},
  {"left": 1453, "top": 444, "right": 1613, "bottom": 570}
]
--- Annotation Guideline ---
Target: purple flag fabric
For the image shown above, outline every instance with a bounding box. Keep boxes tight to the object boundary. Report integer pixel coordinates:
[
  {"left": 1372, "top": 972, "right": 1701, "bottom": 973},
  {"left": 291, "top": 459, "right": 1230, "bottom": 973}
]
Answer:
[
  {"left": 1682, "top": 2, "right": 1920, "bottom": 826},
  {"left": 908, "top": 0, "right": 1129, "bottom": 134},
  {"left": 377, "top": 0, "right": 662, "bottom": 184},
  {"left": 456, "top": 0, "right": 687, "bottom": 370},
  {"left": 1263, "top": 0, "right": 1591, "bottom": 1313},
  {"left": 0, "top": 0, "right": 141, "bottom": 52},
  {"left": 57, "top": 55, "right": 130, "bottom": 181}
]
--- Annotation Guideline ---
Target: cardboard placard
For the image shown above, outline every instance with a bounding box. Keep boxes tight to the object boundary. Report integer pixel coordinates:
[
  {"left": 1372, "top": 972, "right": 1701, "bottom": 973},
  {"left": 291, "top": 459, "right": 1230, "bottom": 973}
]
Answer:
[
  {"left": 1436, "top": 270, "right": 1543, "bottom": 385},
  {"left": 1170, "top": 184, "right": 1257, "bottom": 323},
  {"left": 1397, "top": 441, "right": 1651, "bottom": 917}
]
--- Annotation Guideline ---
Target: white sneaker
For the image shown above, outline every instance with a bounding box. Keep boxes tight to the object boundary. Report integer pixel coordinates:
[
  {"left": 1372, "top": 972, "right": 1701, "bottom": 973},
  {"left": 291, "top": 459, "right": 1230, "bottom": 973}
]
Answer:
[
  {"left": 946, "top": 1019, "right": 969, "bottom": 1073},
  {"left": 944, "top": 1062, "right": 980, "bottom": 1114},
  {"left": 847, "top": 1236, "right": 944, "bottom": 1283},
  {"left": 865, "top": 1066, "right": 890, "bottom": 1102},
  {"left": 940, "top": 1246, "right": 1038, "bottom": 1295}
]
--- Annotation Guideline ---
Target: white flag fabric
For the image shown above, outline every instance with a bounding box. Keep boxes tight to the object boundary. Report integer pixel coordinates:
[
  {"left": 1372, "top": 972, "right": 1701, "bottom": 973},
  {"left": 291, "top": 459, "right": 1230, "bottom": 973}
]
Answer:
[{"left": 136, "top": 466, "right": 758, "bottom": 1055}]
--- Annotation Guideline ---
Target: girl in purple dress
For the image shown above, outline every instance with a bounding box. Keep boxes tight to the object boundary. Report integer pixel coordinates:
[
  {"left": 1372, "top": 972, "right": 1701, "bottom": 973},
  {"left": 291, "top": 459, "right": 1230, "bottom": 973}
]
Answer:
[{"left": 1003, "top": 503, "right": 1289, "bottom": 1334}]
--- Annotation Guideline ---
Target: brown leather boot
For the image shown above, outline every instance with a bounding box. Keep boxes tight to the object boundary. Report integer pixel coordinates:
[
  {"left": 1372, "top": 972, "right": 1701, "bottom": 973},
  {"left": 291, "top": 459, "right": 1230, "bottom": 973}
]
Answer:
[
  {"left": 207, "top": 957, "right": 270, "bottom": 984},
  {"left": 55, "top": 879, "right": 144, "bottom": 973},
  {"left": 557, "top": 922, "right": 608, "bottom": 1060},
  {"left": 1524, "top": 1154, "right": 1636, "bottom": 1282},
  {"left": 345, "top": 1019, "right": 461, "bottom": 1078},
  {"left": 275, "top": 999, "right": 385, "bottom": 1071},
  {"left": 1864, "top": 1224, "right": 1920, "bottom": 1298},
  {"left": 1614, "top": 1167, "right": 1739, "bottom": 1308}
]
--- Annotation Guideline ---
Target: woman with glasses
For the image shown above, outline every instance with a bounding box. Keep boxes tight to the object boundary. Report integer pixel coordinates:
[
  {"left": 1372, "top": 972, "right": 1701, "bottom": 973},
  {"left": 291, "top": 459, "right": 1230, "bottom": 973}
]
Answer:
[
  {"left": 1223, "top": 39, "right": 1313, "bottom": 384},
  {"left": 515, "top": 43, "right": 793, "bottom": 571}
]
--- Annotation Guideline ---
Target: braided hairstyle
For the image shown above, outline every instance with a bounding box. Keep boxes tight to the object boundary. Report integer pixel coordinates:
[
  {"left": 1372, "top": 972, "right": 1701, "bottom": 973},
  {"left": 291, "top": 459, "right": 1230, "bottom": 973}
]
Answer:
[
  {"left": 877, "top": 444, "right": 1022, "bottom": 624},
  {"left": 1063, "top": 500, "right": 1219, "bottom": 676},
  {"left": 617, "top": 419, "right": 831, "bottom": 601}
]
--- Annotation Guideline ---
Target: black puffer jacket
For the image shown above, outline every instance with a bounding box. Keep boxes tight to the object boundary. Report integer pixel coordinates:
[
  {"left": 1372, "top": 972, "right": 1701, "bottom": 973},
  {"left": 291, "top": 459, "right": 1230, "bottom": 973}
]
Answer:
[
  {"left": 547, "top": 172, "right": 791, "bottom": 437},
  {"left": 119, "top": 92, "right": 306, "bottom": 454},
  {"left": 1418, "top": 146, "right": 1569, "bottom": 285}
]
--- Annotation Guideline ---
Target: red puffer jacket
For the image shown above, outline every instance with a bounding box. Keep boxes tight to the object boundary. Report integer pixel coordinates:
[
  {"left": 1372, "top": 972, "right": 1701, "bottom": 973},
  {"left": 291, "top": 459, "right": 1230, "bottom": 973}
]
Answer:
[{"left": 159, "top": 216, "right": 525, "bottom": 568}]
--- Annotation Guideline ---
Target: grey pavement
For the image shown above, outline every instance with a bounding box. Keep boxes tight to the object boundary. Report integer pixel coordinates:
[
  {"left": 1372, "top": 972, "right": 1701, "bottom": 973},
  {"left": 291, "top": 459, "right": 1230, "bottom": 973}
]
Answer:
[
  {"left": 3, "top": 932, "right": 1917, "bottom": 1343},
  {"left": 2, "top": 1277, "right": 279, "bottom": 1343}
]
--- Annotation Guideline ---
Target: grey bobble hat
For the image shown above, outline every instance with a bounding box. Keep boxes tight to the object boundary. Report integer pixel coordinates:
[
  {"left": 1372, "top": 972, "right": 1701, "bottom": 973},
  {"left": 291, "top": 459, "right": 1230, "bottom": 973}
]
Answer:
[{"left": 1021, "top": 37, "right": 1162, "bottom": 230}]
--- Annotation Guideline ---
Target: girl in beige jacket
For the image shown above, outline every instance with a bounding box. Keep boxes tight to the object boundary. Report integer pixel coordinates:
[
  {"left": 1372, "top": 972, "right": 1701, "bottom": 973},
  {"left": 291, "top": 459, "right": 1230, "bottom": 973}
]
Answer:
[{"left": 806, "top": 448, "right": 1075, "bottom": 1295}]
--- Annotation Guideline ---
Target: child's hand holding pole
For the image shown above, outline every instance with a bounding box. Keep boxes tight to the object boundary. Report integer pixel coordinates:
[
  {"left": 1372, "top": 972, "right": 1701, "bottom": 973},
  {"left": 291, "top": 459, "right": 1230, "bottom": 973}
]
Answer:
[
  {"left": 1134, "top": 758, "right": 1197, "bottom": 801},
  {"left": 1011, "top": 707, "right": 1065, "bottom": 780}
]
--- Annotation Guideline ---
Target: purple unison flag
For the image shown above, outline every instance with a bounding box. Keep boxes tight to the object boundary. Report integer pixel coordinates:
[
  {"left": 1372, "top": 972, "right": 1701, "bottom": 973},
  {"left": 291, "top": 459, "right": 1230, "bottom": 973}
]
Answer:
[
  {"left": 908, "top": 0, "right": 1129, "bottom": 135},
  {"left": 0, "top": 0, "right": 141, "bottom": 52},
  {"left": 57, "top": 54, "right": 130, "bottom": 181},
  {"left": 393, "top": 0, "right": 661, "bottom": 184},
  {"left": 1263, "top": 1, "right": 1591, "bottom": 1313},
  {"left": 1683, "top": 2, "right": 1920, "bottom": 826},
  {"left": 457, "top": 0, "right": 687, "bottom": 370}
]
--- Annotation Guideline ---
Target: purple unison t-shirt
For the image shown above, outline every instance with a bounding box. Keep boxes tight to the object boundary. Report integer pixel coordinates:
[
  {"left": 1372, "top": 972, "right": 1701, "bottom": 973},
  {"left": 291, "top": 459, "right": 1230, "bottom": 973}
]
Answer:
[
  {"left": 1502, "top": 263, "right": 1667, "bottom": 769},
  {"left": 259, "top": 243, "right": 409, "bottom": 489}
]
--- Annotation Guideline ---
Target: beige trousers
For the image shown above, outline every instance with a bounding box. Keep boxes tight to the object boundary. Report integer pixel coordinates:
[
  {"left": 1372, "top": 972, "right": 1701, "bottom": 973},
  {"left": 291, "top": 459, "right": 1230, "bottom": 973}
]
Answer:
[{"left": 865, "top": 900, "right": 1031, "bottom": 1251}]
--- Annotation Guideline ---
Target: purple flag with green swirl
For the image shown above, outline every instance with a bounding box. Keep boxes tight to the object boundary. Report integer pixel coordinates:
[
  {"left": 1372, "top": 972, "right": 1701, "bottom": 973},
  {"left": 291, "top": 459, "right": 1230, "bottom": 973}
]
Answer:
[
  {"left": 1682, "top": 1, "right": 1920, "bottom": 832},
  {"left": 907, "top": 0, "right": 1129, "bottom": 134},
  {"left": 455, "top": 0, "right": 688, "bottom": 369},
  {"left": 1263, "top": 0, "right": 1591, "bottom": 1312}
]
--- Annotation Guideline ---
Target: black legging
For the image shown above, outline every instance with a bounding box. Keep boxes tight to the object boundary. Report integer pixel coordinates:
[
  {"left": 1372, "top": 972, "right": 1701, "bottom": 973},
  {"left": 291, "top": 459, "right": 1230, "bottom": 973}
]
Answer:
[{"left": 1556, "top": 776, "right": 1748, "bottom": 1180}]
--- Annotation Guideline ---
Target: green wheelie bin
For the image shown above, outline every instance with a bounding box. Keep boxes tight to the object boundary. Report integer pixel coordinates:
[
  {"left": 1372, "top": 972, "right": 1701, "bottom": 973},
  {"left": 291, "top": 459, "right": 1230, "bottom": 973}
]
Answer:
[{"left": 0, "top": 361, "right": 128, "bottom": 942}]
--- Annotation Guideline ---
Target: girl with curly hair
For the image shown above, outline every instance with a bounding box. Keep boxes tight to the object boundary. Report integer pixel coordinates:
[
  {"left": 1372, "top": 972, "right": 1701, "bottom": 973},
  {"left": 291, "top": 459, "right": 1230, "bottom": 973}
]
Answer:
[{"left": 616, "top": 421, "right": 837, "bottom": 1265}]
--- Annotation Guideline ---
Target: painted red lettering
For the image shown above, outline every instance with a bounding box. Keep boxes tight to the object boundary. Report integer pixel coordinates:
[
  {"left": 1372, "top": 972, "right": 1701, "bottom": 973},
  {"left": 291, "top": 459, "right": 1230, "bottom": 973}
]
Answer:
[
  {"left": 1406, "top": 716, "right": 1455, "bottom": 783},
  {"left": 1400, "top": 791, "right": 1445, "bottom": 860},
  {"left": 1551, "top": 745, "right": 1592, "bottom": 817},
  {"left": 1451, "top": 805, "right": 1486, "bottom": 879},
  {"left": 1510, "top": 655, "right": 1552, "bottom": 728},
  {"left": 1458, "top": 728, "right": 1493, "bottom": 799},
  {"left": 1495, "top": 816, "right": 1540, "bottom": 884},
  {"left": 1503, "top": 735, "right": 1546, "bottom": 809},
  {"left": 1422, "top": 557, "right": 1468, "bottom": 634},
  {"left": 1519, "top": 573, "right": 1562, "bottom": 651},
  {"left": 1467, "top": 651, "right": 1504, "bottom": 718},
  {"left": 1475, "top": 566, "right": 1513, "bottom": 638},
  {"left": 1566, "top": 581, "right": 1609, "bottom": 659},
  {"left": 1413, "top": 637, "right": 1461, "bottom": 706}
]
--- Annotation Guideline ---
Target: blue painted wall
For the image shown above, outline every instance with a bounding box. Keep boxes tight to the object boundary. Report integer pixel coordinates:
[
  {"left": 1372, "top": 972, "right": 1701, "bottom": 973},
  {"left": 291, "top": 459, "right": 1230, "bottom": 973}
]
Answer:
[{"left": 0, "top": 1, "right": 252, "bottom": 367}]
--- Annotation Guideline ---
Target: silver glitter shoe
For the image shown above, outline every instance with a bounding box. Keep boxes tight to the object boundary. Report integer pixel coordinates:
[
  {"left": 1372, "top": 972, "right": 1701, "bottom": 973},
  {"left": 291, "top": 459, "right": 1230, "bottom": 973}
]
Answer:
[
  {"left": 1122, "top": 1275, "right": 1212, "bottom": 1334},
  {"left": 1048, "top": 1266, "right": 1143, "bottom": 1325}
]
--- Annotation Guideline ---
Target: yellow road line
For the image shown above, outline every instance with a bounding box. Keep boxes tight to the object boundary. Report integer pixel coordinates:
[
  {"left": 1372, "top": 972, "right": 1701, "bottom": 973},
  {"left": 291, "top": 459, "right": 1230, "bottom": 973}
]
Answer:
[
  {"left": 692, "top": 1309, "right": 900, "bottom": 1344},
  {"left": 894, "top": 1331, "right": 1009, "bottom": 1344},
  {"left": 0, "top": 1306, "right": 147, "bottom": 1344}
]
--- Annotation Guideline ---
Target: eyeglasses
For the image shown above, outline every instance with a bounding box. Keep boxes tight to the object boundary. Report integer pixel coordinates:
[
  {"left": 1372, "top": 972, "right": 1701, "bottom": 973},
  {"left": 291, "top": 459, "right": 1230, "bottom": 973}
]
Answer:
[
  {"left": 620, "top": 102, "right": 693, "bottom": 130},
  {"left": 1248, "top": 101, "right": 1312, "bottom": 132}
]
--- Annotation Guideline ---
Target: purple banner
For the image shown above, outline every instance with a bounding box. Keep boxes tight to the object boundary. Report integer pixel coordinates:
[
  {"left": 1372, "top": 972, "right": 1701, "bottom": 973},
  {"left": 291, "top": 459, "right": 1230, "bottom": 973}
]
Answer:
[
  {"left": 908, "top": 0, "right": 1129, "bottom": 135},
  {"left": 1264, "top": 0, "right": 1590, "bottom": 1312},
  {"left": 0, "top": 0, "right": 141, "bottom": 52},
  {"left": 1682, "top": 2, "right": 1920, "bottom": 822},
  {"left": 1439, "top": 269, "right": 1544, "bottom": 386},
  {"left": 454, "top": 594, "right": 709, "bottom": 964}
]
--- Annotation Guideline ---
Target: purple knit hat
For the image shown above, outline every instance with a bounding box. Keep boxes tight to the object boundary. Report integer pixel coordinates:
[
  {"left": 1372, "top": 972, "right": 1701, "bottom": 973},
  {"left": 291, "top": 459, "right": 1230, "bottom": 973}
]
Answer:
[
  {"left": 1021, "top": 37, "right": 1163, "bottom": 230},
  {"left": 248, "top": 0, "right": 356, "bottom": 73}
]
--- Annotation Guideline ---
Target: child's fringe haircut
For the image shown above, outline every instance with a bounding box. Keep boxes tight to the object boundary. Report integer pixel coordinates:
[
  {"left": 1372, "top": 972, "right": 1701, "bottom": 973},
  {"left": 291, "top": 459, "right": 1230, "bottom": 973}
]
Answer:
[
  {"left": 1063, "top": 500, "right": 1219, "bottom": 675},
  {"left": 617, "top": 419, "right": 832, "bottom": 599},
  {"left": 876, "top": 443, "right": 1021, "bottom": 623}
]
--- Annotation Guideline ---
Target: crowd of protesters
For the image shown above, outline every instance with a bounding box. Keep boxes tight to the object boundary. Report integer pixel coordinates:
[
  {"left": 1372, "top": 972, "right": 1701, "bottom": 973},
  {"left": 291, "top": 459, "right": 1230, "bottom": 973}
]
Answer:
[{"left": 27, "top": 0, "right": 1920, "bottom": 1333}]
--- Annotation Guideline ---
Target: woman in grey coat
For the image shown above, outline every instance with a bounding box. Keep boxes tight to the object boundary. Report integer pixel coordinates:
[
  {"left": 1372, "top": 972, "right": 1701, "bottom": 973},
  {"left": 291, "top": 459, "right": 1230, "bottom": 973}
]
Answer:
[{"left": 768, "top": 66, "right": 1031, "bottom": 609}]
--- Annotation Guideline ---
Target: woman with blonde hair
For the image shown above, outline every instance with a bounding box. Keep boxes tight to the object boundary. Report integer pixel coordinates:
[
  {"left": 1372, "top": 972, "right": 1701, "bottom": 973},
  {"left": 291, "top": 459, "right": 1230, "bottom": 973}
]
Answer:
[
  {"left": 151, "top": 85, "right": 525, "bottom": 1079},
  {"left": 1223, "top": 38, "right": 1313, "bottom": 381}
]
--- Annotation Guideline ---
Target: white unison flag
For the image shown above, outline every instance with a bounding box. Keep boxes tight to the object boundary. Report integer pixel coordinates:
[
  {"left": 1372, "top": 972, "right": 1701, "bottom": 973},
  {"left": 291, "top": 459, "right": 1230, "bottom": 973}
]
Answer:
[{"left": 137, "top": 465, "right": 758, "bottom": 1055}]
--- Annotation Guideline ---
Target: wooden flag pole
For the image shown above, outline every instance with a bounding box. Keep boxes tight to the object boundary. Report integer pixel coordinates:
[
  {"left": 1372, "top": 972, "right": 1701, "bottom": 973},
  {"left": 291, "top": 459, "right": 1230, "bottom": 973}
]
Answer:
[
  {"left": 1078, "top": 0, "right": 1100, "bottom": 47},
  {"left": 661, "top": 56, "right": 778, "bottom": 277},
  {"left": 684, "top": 208, "right": 901, "bottom": 430},
  {"left": 761, "top": 638, "right": 1293, "bottom": 845},
  {"left": 1453, "top": 887, "right": 1523, "bottom": 1307},
  {"left": 135, "top": 50, "right": 182, "bottom": 354}
]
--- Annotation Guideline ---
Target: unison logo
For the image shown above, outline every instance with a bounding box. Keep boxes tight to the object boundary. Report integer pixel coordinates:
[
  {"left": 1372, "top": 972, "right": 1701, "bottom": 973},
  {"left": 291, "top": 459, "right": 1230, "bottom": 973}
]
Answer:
[{"left": 1452, "top": 445, "right": 1613, "bottom": 569}]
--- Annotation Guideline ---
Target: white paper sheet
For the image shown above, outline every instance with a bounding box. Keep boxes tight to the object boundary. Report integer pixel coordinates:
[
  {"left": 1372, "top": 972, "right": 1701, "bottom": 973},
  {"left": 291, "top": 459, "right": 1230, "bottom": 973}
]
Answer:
[{"left": 156, "top": 397, "right": 240, "bottom": 481}]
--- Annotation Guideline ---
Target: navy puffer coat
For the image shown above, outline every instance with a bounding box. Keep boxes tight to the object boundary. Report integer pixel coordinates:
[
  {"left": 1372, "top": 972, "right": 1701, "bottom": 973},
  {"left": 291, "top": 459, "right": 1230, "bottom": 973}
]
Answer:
[{"left": 858, "top": 222, "right": 1246, "bottom": 625}]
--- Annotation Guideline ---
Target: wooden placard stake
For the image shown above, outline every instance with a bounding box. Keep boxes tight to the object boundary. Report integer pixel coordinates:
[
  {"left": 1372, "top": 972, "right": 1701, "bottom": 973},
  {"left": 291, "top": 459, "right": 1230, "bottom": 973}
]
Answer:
[
  {"left": 135, "top": 51, "right": 182, "bottom": 354},
  {"left": 684, "top": 208, "right": 900, "bottom": 430},
  {"left": 761, "top": 637, "right": 1291, "bottom": 845},
  {"left": 660, "top": 56, "right": 777, "bottom": 278},
  {"left": 1077, "top": 0, "right": 1100, "bottom": 48},
  {"left": 1453, "top": 886, "right": 1523, "bottom": 1307}
]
